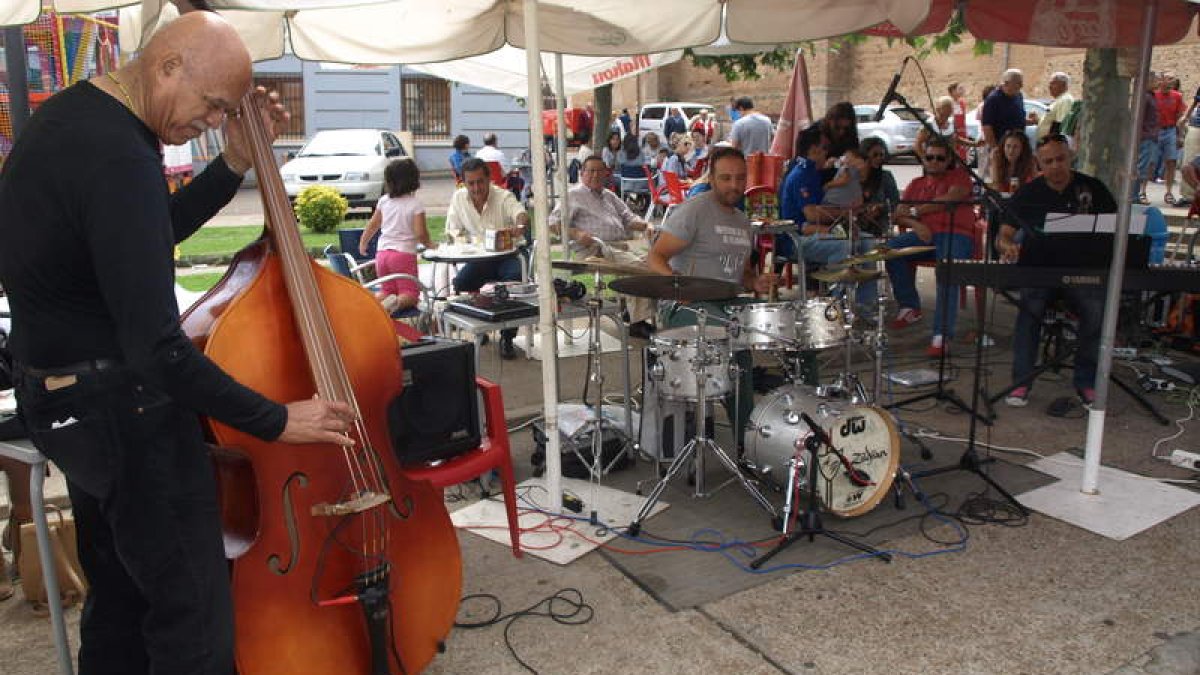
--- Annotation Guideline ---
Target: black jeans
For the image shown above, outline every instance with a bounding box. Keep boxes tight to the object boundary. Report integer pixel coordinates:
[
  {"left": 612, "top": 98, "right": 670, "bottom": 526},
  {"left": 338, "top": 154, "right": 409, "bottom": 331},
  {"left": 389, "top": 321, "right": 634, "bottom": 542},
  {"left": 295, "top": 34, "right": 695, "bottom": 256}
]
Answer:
[{"left": 15, "top": 365, "right": 233, "bottom": 675}]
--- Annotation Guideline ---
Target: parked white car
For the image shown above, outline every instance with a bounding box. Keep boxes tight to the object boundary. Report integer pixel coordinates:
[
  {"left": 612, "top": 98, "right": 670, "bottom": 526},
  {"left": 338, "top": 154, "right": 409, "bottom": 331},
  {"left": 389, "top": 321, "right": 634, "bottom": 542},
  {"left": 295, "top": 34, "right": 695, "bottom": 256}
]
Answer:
[
  {"left": 280, "top": 129, "right": 408, "bottom": 209},
  {"left": 637, "top": 102, "right": 714, "bottom": 143},
  {"left": 854, "top": 105, "right": 928, "bottom": 157}
]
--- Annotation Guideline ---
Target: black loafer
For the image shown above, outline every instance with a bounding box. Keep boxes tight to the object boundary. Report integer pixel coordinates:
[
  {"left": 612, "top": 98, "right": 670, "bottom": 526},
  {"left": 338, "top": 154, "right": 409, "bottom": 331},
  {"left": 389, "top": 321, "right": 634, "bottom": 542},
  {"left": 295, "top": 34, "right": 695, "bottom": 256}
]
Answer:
[{"left": 499, "top": 337, "right": 518, "bottom": 360}]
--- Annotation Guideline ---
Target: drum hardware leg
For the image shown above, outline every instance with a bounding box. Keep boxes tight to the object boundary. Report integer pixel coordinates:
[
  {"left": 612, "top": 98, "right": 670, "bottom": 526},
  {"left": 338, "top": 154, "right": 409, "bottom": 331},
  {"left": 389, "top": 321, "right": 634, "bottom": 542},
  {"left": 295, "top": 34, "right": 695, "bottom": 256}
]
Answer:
[
  {"left": 628, "top": 310, "right": 777, "bottom": 536},
  {"left": 750, "top": 417, "right": 891, "bottom": 570}
]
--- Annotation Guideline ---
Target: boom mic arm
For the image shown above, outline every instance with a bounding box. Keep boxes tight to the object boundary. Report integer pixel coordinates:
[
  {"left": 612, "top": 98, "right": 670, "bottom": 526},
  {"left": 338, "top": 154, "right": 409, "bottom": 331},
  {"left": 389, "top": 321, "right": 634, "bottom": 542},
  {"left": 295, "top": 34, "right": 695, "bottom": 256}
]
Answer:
[{"left": 874, "top": 57, "right": 909, "bottom": 122}]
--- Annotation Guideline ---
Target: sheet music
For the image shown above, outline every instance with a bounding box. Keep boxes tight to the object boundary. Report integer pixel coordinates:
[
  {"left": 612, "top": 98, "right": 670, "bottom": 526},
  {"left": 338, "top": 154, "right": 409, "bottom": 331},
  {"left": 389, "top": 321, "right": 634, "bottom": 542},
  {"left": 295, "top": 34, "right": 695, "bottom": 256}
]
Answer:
[{"left": 1042, "top": 212, "right": 1147, "bottom": 235}]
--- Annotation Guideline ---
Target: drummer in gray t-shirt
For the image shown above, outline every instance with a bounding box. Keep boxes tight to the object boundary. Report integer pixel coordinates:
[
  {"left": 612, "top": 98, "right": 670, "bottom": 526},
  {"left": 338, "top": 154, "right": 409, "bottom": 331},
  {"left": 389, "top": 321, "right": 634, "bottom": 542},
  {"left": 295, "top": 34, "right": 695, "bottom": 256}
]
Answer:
[{"left": 646, "top": 146, "right": 776, "bottom": 446}]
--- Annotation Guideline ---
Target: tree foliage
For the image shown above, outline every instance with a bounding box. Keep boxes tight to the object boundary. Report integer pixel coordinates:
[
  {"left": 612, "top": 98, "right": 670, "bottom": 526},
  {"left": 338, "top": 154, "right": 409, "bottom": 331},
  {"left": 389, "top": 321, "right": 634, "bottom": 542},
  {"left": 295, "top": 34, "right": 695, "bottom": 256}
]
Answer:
[{"left": 684, "top": 8, "right": 992, "bottom": 82}]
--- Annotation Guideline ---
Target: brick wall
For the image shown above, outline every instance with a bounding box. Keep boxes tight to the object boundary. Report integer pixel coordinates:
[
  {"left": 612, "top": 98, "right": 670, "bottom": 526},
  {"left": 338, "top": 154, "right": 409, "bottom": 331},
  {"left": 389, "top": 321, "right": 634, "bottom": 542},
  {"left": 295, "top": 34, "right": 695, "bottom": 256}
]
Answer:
[{"left": 612, "top": 35, "right": 1200, "bottom": 123}]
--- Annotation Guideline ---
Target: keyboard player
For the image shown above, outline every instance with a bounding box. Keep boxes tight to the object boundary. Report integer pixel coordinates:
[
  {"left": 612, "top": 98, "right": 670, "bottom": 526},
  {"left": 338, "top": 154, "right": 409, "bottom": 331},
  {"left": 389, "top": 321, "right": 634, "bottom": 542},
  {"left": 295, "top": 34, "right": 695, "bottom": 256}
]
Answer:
[{"left": 994, "top": 134, "right": 1117, "bottom": 408}]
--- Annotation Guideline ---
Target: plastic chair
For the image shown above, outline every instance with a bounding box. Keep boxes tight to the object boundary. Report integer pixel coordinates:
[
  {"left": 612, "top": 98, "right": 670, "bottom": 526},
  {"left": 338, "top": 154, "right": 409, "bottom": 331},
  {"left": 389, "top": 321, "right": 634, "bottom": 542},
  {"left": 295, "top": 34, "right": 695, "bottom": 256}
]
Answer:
[
  {"left": 486, "top": 161, "right": 507, "bottom": 188},
  {"left": 0, "top": 440, "right": 74, "bottom": 675},
  {"left": 645, "top": 167, "right": 684, "bottom": 220},
  {"left": 746, "top": 152, "right": 786, "bottom": 191},
  {"left": 398, "top": 376, "right": 522, "bottom": 558},
  {"left": 688, "top": 156, "right": 708, "bottom": 180},
  {"left": 323, "top": 245, "right": 434, "bottom": 331}
]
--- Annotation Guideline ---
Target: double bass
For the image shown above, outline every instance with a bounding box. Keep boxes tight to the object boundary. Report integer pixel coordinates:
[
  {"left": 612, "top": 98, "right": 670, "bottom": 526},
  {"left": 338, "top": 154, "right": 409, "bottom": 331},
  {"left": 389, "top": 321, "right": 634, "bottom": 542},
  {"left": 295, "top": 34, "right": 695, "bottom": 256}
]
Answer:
[{"left": 182, "top": 91, "right": 462, "bottom": 673}]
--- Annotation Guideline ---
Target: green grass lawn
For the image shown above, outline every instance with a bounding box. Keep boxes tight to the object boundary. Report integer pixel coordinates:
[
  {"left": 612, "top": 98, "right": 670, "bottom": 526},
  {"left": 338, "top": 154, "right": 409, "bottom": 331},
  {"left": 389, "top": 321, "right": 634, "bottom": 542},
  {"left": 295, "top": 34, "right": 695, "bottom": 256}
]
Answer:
[
  {"left": 177, "top": 272, "right": 224, "bottom": 292},
  {"left": 178, "top": 216, "right": 447, "bottom": 259}
]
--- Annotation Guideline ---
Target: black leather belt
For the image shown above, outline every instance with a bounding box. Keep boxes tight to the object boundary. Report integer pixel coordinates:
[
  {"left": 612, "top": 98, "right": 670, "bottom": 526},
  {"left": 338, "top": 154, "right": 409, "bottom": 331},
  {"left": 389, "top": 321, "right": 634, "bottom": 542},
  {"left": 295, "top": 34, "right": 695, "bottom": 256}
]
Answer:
[{"left": 19, "top": 358, "right": 121, "bottom": 379}]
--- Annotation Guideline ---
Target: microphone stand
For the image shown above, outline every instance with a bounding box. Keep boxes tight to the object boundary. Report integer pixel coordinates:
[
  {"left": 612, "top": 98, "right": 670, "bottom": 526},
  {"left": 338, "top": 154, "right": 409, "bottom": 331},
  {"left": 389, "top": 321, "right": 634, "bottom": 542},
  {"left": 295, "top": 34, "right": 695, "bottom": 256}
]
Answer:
[
  {"left": 750, "top": 414, "right": 891, "bottom": 569},
  {"left": 883, "top": 88, "right": 1028, "bottom": 515}
]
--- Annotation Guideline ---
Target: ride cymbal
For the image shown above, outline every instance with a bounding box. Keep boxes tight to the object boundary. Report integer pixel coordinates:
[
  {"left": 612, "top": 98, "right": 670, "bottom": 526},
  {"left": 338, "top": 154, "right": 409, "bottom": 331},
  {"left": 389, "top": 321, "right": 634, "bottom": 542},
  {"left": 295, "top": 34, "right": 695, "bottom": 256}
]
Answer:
[
  {"left": 608, "top": 274, "right": 741, "bottom": 301},
  {"left": 811, "top": 267, "right": 884, "bottom": 284},
  {"left": 551, "top": 258, "right": 649, "bottom": 276},
  {"left": 841, "top": 245, "right": 936, "bottom": 265}
]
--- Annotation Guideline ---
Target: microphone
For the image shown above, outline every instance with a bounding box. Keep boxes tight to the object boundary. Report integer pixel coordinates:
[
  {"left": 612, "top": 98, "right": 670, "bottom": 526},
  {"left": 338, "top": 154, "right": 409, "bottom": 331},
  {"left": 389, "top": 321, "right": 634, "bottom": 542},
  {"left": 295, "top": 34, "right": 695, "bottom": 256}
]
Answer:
[
  {"left": 874, "top": 58, "right": 907, "bottom": 122},
  {"left": 800, "top": 412, "right": 874, "bottom": 487}
]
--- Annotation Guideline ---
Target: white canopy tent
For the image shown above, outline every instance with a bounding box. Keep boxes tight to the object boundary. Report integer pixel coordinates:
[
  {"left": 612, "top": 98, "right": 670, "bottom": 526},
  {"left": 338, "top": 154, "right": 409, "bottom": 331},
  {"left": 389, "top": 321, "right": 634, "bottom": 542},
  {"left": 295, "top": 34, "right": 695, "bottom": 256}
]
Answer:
[{"left": 7, "top": 0, "right": 941, "bottom": 518}]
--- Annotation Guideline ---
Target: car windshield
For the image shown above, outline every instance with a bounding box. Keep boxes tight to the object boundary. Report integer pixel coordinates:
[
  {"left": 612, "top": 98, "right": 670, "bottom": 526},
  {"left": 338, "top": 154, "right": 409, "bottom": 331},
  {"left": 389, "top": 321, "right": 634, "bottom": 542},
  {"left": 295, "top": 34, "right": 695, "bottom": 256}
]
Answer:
[
  {"left": 890, "top": 109, "right": 924, "bottom": 122},
  {"left": 299, "top": 131, "right": 379, "bottom": 158}
]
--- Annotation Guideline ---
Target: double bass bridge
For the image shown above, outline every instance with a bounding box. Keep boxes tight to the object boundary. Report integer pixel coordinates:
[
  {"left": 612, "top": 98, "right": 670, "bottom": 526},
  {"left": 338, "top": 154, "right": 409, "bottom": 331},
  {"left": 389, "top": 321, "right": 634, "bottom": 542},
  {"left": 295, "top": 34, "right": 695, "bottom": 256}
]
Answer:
[{"left": 311, "top": 491, "right": 391, "bottom": 517}]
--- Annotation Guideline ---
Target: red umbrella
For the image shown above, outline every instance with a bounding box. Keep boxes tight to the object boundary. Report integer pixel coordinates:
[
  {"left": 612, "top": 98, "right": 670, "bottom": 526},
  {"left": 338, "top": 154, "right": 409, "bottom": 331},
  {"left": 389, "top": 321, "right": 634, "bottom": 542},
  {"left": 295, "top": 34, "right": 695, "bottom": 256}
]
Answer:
[
  {"left": 768, "top": 50, "right": 814, "bottom": 159},
  {"left": 965, "top": 0, "right": 1196, "bottom": 46}
]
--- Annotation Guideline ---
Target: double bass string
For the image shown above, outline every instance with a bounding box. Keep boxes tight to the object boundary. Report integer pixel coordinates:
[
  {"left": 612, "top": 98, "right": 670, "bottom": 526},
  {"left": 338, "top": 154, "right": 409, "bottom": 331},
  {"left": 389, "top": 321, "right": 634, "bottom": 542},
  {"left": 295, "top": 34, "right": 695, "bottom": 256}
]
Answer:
[{"left": 241, "top": 91, "right": 391, "bottom": 582}]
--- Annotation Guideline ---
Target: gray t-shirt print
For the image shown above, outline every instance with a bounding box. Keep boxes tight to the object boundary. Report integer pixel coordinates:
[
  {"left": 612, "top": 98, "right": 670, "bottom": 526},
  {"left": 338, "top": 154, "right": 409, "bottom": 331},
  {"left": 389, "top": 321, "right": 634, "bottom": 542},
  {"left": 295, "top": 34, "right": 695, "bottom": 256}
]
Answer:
[{"left": 659, "top": 191, "right": 753, "bottom": 285}]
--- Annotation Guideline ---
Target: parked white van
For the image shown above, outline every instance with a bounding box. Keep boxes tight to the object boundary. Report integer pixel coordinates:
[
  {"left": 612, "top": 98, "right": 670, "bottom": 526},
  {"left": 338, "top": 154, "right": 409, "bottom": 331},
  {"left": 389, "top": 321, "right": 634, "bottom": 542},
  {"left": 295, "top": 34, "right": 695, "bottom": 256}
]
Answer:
[{"left": 637, "top": 102, "right": 714, "bottom": 143}]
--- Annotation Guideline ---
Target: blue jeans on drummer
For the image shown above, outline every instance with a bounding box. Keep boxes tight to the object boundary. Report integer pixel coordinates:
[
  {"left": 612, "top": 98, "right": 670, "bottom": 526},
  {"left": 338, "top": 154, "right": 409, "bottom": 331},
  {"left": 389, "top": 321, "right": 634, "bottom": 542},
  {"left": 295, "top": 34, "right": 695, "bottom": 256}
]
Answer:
[
  {"left": 799, "top": 234, "right": 877, "bottom": 305},
  {"left": 1011, "top": 286, "right": 1104, "bottom": 391},
  {"left": 885, "top": 230, "right": 973, "bottom": 339},
  {"left": 454, "top": 254, "right": 525, "bottom": 339}
]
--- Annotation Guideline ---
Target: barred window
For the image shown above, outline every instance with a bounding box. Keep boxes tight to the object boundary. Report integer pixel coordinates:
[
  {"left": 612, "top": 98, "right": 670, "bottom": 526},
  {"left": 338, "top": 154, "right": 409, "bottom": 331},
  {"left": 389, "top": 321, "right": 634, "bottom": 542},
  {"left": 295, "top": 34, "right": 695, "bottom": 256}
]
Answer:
[
  {"left": 254, "top": 74, "right": 305, "bottom": 141},
  {"left": 402, "top": 76, "right": 451, "bottom": 141}
]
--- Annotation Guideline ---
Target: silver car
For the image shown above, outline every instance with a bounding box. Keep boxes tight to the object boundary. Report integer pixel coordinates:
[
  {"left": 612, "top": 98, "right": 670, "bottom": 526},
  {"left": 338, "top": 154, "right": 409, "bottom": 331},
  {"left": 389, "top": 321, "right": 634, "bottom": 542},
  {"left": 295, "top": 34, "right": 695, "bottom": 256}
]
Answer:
[
  {"left": 964, "top": 99, "right": 1048, "bottom": 164},
  {"left": 854, "top": 104, "right": 927, "bottom": 157}
]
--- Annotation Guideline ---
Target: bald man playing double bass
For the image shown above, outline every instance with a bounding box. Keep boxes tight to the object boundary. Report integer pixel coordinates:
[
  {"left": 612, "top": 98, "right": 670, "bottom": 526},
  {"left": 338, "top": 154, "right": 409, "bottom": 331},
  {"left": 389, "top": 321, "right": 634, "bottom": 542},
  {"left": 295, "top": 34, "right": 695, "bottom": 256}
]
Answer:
[{"left": 0, "top": 12, "right": 354, "bottom": 674}]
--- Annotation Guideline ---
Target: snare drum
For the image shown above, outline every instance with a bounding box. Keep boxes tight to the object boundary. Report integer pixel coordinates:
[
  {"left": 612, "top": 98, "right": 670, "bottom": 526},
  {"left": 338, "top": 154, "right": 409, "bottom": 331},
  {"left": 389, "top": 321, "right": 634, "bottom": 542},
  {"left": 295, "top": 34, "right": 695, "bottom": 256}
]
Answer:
[
  {"left": 725, "top": 302, "right": 797, "bottom": 350},
  {"left": 743, "top": 385, "right": 899, "bottom": 517},
  {"left": 648, "top": 325, "right": 733, "bottom": 401},
  {"left": 796, "top": 297, "right": 848, "bottom": 350}
]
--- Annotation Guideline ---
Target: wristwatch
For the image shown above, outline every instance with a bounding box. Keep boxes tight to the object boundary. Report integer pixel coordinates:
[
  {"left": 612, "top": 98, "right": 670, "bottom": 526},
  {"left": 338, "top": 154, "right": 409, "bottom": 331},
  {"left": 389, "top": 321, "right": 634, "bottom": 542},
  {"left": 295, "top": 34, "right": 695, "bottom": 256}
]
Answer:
[{"left": 909, "top": 206, "right": 919, "bottom": 218}]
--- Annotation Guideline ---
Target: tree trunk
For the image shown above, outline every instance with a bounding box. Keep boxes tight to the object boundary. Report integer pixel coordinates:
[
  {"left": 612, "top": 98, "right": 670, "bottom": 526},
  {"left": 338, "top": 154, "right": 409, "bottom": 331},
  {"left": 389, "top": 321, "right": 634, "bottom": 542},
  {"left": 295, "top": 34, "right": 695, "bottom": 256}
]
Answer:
[
  {"left": 1076, "top": 48, "right": 1132, "bottom": 192},
  {"left": 593, "top": 84, "right": 613, "bottom": 146}
]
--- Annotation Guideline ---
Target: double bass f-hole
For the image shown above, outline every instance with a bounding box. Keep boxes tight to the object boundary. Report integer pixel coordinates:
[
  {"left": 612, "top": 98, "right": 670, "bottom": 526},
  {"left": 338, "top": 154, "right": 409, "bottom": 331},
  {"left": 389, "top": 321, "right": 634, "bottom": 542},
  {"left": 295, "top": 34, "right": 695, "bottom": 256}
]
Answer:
[{"left": 267, "top": 472, "right": 309, "bottom": 576}]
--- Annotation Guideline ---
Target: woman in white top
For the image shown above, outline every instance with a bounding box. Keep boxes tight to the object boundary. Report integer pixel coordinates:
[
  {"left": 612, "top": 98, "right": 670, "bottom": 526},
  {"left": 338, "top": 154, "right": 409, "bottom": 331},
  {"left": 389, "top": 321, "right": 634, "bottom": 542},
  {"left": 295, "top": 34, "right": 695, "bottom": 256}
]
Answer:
[{"left": 358, "top": 158, "right": 433, "bottom": 311}]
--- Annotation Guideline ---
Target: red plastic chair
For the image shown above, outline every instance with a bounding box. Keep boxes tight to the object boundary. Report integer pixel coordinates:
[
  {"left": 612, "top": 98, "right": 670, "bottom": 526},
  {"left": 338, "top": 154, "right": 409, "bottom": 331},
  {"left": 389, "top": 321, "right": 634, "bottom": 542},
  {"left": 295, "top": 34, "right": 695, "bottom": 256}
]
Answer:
[
  {"left": 398, "top": 376, "right": 523, "bottom": 558},
  {"left": 486, "top": 161, "right": 507, "bottom": 188},
  {"left": 644, "top": 167, "right": 684, "bottom": 220},
  {"left": 746, "top": 152, "right": 786, "bottom": 191},
  {"left": 688, "top": 156, "right": 708, "bottom": 180}
]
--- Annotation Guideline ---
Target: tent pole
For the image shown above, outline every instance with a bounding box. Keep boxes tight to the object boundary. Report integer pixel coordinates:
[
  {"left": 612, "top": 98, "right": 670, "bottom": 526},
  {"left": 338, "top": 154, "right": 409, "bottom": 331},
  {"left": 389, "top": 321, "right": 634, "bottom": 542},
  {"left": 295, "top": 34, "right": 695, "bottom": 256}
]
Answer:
[
  {"left": 1082, "top": 0, "right": 1159, "bottom": 495},
  {"left": 554, "top": 53, "right": 571, "bottom": 262},
  {"left": 524, "top": 0, "right": 563, "bottom": 514}
]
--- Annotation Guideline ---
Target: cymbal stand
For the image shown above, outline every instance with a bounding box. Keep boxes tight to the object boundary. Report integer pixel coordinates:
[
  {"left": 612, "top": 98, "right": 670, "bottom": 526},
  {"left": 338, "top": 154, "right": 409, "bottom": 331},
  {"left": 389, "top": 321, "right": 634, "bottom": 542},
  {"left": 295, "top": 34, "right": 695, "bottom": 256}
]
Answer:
[
  {"left": 576, "top": 271, "right": 633, "bottom": 494},
  {"left": 628, "top": 308, "right": 777, "bottom": 536},
  {"left": 751, "top": 413, "right": 891, "bottom": 568}
]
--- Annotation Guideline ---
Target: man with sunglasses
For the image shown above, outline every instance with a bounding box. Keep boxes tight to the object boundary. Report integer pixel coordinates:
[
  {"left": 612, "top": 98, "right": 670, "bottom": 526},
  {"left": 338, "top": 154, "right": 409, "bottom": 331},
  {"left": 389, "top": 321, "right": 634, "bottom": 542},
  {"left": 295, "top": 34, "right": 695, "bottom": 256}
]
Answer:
[
  {"left": 884, "top": 136, "right": 976, "bottom": 357},
  {"left": 995, "top": 134, "right": 1115, "bottom": 408}
]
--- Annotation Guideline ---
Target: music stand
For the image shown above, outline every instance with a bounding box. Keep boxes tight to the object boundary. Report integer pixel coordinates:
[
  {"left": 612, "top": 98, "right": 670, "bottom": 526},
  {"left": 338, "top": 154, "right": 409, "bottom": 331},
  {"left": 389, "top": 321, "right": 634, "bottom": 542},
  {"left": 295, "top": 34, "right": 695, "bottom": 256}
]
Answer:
[
  {"left": 886, "top": 87, "right": 1028, "bottom": 515},
  {"left": 883, "top": 199, "right": 991, "bottom": 427}
]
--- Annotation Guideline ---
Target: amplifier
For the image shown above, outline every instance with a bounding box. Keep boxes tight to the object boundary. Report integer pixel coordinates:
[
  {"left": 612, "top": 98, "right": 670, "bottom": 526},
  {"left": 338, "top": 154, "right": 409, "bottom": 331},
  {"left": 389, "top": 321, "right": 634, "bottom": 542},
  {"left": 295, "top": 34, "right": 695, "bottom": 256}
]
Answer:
[{"left": 388, "top": 337, "right": 480, "bottom": 464}]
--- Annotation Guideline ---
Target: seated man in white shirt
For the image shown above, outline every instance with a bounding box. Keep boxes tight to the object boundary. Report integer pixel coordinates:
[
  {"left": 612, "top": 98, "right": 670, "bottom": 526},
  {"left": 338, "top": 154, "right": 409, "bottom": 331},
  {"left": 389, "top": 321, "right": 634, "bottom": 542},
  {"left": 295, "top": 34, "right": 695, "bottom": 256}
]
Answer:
[
  {"left": 474, "top": 132, "right": 509, "bottom": 174},
  {"left": 550, "top": 155, "right": 654, "bottom": 333},
  {"left": 445, "top": 157, "right": 530, "bottom": 358}
]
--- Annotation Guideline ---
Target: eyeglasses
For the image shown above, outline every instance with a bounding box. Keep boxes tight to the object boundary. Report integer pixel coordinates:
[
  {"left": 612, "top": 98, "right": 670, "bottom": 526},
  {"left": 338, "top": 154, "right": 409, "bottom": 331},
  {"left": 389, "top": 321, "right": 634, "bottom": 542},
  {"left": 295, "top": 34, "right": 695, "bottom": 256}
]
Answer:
[{"left": 924, "top": 154, "right": 949, "bottom": 162}]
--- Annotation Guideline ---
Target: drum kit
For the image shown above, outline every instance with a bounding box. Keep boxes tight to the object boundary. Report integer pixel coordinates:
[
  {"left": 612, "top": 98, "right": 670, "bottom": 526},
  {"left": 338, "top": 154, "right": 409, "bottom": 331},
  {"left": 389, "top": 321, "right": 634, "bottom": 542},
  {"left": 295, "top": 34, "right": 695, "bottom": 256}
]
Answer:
[{"left": 554, "top": 244, "right": 933, "bottom": 552}]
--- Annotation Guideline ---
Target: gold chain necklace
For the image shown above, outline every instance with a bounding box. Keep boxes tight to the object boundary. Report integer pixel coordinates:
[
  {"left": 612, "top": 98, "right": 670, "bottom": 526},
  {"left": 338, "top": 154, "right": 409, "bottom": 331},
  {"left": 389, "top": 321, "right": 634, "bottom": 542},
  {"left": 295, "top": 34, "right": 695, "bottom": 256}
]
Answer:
[{"left": 106, "top": 72, "right": 136, "bottom": 114}]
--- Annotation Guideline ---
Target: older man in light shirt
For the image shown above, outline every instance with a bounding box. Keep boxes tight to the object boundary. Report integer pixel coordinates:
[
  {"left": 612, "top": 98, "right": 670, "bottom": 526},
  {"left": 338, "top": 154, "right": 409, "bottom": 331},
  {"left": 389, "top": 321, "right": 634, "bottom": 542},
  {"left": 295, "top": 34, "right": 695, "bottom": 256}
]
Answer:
[
  {"left": 445, "top": 157, "right": 530, "bottom": 357},
  {"left": 550, "top": 155, "right": 654, "bottom": 330},
  {"left": 1035, "top": 72, "right": 1075, "bottom": 142}
]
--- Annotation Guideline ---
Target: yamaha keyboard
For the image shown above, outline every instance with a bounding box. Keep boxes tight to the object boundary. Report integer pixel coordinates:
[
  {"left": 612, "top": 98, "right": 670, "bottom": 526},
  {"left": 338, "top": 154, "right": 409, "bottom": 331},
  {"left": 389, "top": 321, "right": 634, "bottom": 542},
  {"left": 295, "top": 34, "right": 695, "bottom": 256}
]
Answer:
[{"left": 936, "top": 261, "right": 1200, "bottom": 292}]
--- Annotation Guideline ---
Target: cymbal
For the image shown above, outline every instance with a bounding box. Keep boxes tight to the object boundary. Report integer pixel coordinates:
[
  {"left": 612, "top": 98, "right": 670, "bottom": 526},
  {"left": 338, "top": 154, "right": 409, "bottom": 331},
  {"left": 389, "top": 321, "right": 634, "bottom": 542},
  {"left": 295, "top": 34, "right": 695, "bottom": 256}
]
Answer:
[
  {"left": 811, "top": 267, "right": 884, "bottom": 284},
  {"left": 551, "top": 258, "right": 648, "bottom": 276},
  {"left": 841, "top": 245, "right": 936, "bottom": 265},
  {"left": 609, "top": 275, "right": 741, "bottom": 301}
]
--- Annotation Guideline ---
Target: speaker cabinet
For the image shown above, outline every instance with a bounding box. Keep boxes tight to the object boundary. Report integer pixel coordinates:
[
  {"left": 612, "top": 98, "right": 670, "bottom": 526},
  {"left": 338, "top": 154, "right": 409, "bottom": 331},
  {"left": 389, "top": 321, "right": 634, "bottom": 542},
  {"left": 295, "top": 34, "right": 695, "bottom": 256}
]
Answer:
[{"left": 388, "top": 338, "right": 481, "bottom": 464}]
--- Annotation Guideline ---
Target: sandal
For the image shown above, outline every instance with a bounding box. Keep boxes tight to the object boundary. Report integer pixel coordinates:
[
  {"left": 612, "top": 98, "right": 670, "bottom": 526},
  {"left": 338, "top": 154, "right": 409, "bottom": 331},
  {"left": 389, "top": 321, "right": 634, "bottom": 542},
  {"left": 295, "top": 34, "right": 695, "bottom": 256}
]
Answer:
[
  {"left": 1165, "top": 192, "right": 1177, "bottom": 206},
  {"left": 1137, "top": 192, "right": 1150, "bottom": 205}
]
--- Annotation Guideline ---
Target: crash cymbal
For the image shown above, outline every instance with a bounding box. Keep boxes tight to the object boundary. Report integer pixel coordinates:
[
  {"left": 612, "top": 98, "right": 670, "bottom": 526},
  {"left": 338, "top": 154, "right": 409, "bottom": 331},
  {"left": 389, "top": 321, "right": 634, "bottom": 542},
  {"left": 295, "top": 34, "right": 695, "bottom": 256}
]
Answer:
[
  {"left": 609, "top": 275, "right": 741, "bottom": 301},
  {"left": 811, "top": 267, "right": 884, "bottom": 284},
  {"left": 551, "top": 258, "right": 649, "bottom": 276},
  {"left": 841, "top": 245, "right": 936, "bottom": 265}
]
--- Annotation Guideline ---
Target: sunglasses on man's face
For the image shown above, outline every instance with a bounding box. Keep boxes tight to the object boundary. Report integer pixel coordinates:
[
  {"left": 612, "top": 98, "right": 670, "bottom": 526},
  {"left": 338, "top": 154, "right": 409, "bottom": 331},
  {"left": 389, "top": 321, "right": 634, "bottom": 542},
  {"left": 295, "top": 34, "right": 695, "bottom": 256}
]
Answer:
[{"left": 925, "top": 154, "right": 949, "bottom": 162}]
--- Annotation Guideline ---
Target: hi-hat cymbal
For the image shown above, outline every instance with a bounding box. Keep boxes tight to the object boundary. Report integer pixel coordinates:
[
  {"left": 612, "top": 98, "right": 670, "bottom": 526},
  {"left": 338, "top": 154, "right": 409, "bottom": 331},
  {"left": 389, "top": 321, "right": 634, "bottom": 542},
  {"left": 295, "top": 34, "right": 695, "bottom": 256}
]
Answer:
[
  {"left": 811, "top": 267, "right": 884, "bottom": 284},
  {"left": 551, "top": 258, "right": 649, "bottom": 276},
  {"left": 609, "top": 274, "right": 741, "bottom": 301},
  {"left": 841, "top": 245, "right": 936, "bottom": 265}
]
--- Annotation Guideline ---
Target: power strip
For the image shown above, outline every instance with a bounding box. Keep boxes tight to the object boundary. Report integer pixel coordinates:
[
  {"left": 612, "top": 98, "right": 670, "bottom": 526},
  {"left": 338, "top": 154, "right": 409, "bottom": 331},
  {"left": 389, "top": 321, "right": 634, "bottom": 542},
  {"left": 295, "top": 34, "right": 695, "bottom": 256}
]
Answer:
[{"left": 1170, "top": 450, "right": 1200, "bottom": 470}]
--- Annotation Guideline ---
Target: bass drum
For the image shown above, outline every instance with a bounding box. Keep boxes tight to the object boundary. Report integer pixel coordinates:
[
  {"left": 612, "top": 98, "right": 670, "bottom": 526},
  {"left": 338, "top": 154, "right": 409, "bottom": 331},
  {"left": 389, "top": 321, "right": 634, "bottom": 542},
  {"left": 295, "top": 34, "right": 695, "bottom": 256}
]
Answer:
[{"left": 743, "top": 385, "right": 900, "bottom": 517}]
